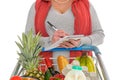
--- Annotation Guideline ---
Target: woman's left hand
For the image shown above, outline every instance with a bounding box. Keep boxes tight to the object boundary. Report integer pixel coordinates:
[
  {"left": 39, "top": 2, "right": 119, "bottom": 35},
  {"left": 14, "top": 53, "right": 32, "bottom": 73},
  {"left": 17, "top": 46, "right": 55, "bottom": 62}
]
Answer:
[{"left": 59, "top": 39, "right": 80, "bottom": 48}]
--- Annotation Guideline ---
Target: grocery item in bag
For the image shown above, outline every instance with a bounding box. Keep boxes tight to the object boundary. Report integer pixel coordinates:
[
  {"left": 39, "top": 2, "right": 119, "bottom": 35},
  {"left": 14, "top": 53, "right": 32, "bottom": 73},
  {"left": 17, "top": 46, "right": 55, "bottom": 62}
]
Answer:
[
  {"left": 62, "top": 60, "right": 80, "bottom": 75},
  {"left": 65, "top": 65, "right": 86, "bottom": 80}
]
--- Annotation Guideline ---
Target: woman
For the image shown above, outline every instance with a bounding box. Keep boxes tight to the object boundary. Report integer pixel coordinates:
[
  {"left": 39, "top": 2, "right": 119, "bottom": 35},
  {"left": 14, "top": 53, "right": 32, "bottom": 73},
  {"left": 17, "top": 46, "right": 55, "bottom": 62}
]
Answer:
[{"left": 25, "top": 0, "right": 104, "bottom": 69}]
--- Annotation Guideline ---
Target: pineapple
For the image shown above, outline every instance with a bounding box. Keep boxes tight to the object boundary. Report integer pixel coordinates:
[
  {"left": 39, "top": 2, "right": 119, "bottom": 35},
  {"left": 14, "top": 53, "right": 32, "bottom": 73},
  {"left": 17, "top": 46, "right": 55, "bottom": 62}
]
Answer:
[{"left": 15, "top": 29, "right": 44, "bottom": 80}]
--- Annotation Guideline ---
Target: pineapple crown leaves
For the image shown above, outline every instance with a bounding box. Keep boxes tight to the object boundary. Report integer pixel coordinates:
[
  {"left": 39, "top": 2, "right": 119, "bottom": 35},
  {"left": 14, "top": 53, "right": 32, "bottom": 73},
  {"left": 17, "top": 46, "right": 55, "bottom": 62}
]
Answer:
[{"left": 15, "top": 29, "right": 43, "bottom": 70}]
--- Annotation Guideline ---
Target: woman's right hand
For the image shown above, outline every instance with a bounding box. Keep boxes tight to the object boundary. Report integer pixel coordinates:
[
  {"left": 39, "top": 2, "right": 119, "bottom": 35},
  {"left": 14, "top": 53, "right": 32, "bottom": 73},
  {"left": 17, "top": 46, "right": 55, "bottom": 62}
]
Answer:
[{"left": 51, "top": 30, "right": 69, "bottom": 43}]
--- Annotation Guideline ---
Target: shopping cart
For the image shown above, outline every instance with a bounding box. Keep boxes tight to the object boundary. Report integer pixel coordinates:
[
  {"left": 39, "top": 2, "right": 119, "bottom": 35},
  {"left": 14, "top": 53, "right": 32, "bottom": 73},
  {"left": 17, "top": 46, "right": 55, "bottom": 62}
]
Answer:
[{"left": 11, "top": 45, "right": 110, "bottom": 80}]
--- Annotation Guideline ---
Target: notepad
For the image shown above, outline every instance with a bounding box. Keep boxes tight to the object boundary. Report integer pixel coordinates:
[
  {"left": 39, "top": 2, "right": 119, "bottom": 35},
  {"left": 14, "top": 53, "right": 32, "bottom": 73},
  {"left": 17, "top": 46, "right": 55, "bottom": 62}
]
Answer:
[{"left": 44, "top": 35, "right": 84, "bottom": 51}]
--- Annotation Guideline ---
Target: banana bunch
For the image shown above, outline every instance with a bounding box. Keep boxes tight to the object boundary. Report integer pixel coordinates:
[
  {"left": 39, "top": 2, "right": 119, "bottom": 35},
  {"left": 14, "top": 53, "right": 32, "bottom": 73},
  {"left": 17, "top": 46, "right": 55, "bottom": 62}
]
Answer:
[{"left": 76, "top": 55, "right": 96, "bottom": 72}]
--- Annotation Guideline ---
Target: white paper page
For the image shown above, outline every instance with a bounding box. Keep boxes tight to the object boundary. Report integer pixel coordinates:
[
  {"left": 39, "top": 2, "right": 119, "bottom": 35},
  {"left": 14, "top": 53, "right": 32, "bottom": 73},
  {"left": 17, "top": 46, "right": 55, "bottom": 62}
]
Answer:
[{"left": 44, "top": 35, "right": 84, "bottom": 50}]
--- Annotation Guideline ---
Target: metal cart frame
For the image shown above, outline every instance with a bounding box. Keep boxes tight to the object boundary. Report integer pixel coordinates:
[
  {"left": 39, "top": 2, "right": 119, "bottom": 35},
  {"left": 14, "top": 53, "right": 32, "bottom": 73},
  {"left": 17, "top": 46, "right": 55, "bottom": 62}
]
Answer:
[{"left": 11, "top": 45, "right": 110, "bottom": 80}]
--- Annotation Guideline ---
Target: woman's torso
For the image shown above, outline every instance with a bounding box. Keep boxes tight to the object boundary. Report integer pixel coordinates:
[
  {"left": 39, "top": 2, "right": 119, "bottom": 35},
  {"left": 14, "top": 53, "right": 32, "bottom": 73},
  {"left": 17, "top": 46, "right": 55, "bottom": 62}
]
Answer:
[{"left": 45, "top": 5, "right": 75, "bottom": 65}]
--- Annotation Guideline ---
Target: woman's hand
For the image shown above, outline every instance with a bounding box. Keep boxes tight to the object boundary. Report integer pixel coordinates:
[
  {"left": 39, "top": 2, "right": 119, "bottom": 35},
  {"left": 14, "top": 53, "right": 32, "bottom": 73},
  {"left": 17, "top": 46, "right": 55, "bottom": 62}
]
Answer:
[
  {"left": 52, "top": 30, "right": 69, "bottom": 43},
  {"left": 59, "top": 39, "right": 80, "bottom": 48}
]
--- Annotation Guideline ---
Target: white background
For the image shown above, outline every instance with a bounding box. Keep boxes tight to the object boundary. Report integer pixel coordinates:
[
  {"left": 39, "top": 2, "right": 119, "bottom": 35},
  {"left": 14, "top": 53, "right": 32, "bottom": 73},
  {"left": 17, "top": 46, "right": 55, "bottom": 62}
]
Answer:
[{"left": 0, "top": 0, "right": 120, "bottom": 80}]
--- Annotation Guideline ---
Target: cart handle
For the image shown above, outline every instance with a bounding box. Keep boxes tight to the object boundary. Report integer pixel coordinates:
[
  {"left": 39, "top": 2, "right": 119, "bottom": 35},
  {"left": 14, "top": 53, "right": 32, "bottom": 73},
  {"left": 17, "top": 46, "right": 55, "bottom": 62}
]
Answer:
[{"left": 42, "top": 45, "right": 101, "bottom": 54}]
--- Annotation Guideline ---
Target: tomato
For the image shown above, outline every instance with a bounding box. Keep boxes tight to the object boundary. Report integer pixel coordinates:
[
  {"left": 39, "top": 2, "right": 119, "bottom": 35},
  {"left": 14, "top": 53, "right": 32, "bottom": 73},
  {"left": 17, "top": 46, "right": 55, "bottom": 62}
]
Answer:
[{"left": 10, "top": 76, "right": 21, "bottom": 80}]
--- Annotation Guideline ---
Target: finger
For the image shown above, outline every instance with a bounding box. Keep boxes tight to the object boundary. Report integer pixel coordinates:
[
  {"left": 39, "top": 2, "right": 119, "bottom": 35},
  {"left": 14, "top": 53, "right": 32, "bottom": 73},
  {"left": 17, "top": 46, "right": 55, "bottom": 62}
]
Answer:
[
  {"left": 57, "top": 30, "right": 69, "bottom": 36},
  {"left": 56, "top": 30, "right": 65, "bottom": 34},
  {"left": 54, "top": 32, "right": 64, "bottom": 38},
  {"left": 61, "top": 41, "right": 75, "bottom": 48},
  {"left": 59, "top": 43, "right": 69, "bottom": 48},
  {"left": 68, "top": 39, "right": 80, "bottom": 47}
]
